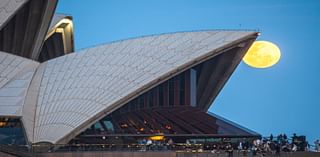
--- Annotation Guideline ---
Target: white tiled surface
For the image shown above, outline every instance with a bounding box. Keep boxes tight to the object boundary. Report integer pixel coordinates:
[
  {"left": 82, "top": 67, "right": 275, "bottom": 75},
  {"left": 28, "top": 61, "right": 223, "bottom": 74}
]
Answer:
[
  {"left": 0, "top": 30, "right": 255, "bottom": 143},
  {"left": 0, "top": 0, "right": 27, "bottom": 29},
  {"left": 31, "top": 31, "right": 255, "bottom": 143},
  {"left": 0, "top": 51, "right": 39, "bottom": 116}
]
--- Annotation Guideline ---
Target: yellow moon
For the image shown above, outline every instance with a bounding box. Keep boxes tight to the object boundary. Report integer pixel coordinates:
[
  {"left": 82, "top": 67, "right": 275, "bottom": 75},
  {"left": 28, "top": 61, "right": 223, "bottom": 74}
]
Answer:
[{"left": 243, "top": 41, "right": 281, "bottom": 68}]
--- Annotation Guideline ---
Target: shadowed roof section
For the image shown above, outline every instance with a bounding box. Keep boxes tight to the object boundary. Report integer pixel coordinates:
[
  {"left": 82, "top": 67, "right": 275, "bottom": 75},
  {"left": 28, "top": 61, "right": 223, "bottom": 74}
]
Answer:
[
  {"left": 0, "top": 0, "right": 58, "bottom": 61},
  {"left": 23, "top": 30, "right": 258, "bottom": 144},
  {"left": 0, "top": 0, "right": 28, "bottom": 30}
]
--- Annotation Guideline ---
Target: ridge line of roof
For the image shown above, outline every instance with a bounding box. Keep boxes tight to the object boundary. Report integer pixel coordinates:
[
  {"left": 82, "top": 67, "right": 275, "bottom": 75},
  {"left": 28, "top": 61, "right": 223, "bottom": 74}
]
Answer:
[
  {"left": 74, "top": 29, "right": 260, "bottom": 52},
  {"left": 54, "top": 12, "right": 72, "bottom": 16}
]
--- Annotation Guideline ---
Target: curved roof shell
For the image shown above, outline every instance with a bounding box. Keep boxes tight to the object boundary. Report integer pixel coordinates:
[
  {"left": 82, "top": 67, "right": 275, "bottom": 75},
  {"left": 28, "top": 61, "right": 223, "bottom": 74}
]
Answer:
[
  {"left": 0, "top": 51, "right": 38, "bottom": 116},
  {"left": 0, "top": 30, "right": 259, "bottom": 144},
  {"left": 24, "top": 30, "right": 258, "bottom": 144}
]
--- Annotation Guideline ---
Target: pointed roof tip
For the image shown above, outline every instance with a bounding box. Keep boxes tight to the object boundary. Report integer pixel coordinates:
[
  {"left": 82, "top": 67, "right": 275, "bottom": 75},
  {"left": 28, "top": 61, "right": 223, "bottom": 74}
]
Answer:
[{"left": 49, "top": 14, "right": 73, "bottom": 31}]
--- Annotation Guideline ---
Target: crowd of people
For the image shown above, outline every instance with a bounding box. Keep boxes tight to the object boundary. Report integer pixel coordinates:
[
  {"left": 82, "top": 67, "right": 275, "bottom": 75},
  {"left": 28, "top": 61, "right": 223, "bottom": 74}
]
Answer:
[
  {"left": 236, "top": 134, "right": 308, "bottom": 156},
  {"left": 135, "top": 133, "right": 320, "bottom": 155},
  {"left": 315, "top": 139, "right": 320, "bottom": 152},
  {"left": 204, "top": 133, "right": 320, "bottom": 156},
  {"left": 48, "top": 133, "right": 320, "bottom": 155}
]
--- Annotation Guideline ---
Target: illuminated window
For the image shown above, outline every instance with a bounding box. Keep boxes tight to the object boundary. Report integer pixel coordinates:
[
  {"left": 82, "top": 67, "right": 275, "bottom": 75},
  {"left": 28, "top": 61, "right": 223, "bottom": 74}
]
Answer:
[
  {"left": 94, "top": 122, "right": 104, "bottom": 131},
  {"left": 0, "top": 121, "right": 6, "bottom": 127},
  {"left": 102, "top": 120, "right": 114, "bottom": 132},
  {"left": 0, "top": 118, "right": 26, "bottom": 145}
]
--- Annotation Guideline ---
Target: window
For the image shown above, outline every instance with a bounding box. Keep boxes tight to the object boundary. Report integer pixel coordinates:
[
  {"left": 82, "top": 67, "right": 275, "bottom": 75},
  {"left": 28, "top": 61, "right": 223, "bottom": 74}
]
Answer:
[
  {"left": 139, "top": 96, "right": 144, "bottom": 109},
  {"left": 159, "top": 85, "right": 164, "bottom": 106},
  {"left": 149, "top": 90, "right": 154, "bottom": 107},
  {"left": 94, "top": 122, "right": 104, "bottom": 131},
  {"left": 180, "top": 73, "right": 185, "bottom": 105},
  {"left": 169, "top": 78, "right": 174, "bottom": 106},
  {"left": 0, "top": 118, "right": 26, "bottom": 145},
  {"left": 102, "top": 120, "right": 114, "bottom": 132}
]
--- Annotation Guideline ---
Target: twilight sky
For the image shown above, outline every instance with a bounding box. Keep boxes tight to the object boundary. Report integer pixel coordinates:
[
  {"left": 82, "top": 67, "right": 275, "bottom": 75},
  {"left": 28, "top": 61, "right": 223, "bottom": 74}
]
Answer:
[{"left": 56, "top": 0, "right": 320, "bottom": 143}]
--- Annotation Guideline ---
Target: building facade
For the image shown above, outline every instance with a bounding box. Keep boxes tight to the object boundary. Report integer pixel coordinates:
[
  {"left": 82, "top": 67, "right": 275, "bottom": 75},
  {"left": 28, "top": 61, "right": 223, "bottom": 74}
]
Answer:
[{"left": 0, "top": 0, "right": 260, "bottom": 148}]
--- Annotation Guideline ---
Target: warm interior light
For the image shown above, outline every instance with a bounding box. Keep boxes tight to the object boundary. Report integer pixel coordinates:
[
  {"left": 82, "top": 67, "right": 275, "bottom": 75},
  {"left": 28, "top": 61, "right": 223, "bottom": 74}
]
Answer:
[
  {"left": 150, "top": 135, "right": 164, "bottom": 141},
  {"left": 56, "top": 18, "right": 73, "bottom": 28},
  {"left": 165, "top": 125, "right": 172, "bottom": 130},
  {"left": 120, "top": 123, "right": 128, "bottom": 128},
  {"left": 46, "top": 18, "right": 73, "bottom": 41},
  {"left": 0, "top": 121, "right": 6, "bottom": 127}
]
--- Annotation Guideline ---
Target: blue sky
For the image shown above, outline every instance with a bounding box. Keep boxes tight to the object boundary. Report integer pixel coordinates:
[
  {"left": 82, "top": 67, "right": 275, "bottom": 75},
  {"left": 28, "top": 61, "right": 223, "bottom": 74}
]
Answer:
[{"left": 56, "top": 0, "right": 320, "bottom": 143}]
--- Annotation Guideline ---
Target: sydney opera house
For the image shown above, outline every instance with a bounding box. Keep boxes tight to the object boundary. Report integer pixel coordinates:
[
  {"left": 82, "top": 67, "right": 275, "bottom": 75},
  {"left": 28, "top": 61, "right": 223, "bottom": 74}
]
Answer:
[{"left": 0, "top": 0, "right": 260, "bottom": 153}]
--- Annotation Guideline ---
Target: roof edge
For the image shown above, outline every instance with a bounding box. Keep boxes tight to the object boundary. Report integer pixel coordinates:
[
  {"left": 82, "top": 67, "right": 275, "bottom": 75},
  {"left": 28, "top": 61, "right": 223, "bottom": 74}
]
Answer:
[
  {"left": 76, "top": 29, "right": 259, "bottom": 52},
  {"left": 208, "top": 112, "right": 261, "bottom": 137}
]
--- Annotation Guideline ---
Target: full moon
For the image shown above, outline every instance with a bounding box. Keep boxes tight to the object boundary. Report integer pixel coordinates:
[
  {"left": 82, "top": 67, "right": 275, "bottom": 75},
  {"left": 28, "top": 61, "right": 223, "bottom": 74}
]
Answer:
[{"left": 243, "top": 41, "right": 281, "bottom": 68}]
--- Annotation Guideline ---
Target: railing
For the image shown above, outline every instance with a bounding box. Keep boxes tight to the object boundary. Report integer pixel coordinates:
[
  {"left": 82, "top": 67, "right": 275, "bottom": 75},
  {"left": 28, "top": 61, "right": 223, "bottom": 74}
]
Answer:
[
  {"left": 2, "top": 143, "right": 237, "bottom": 153},
  {"left": 1, "top": 142, "right": 319, "bottom": 154},
  {"left": 32, "top": 143, "right": 206, "bottom": 152}
]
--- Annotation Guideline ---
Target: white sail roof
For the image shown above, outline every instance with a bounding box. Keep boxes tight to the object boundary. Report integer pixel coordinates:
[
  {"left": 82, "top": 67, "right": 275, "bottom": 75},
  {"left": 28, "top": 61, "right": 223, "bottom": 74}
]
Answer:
[
  {"left": 30, "top": 31, "right": 257, "bottom": 143},
  {"left": 0, "top": 51, "right": 38, "bottom": 116},
  {"left": 0, "top": 30, "right": 258, "bottom": 144}
]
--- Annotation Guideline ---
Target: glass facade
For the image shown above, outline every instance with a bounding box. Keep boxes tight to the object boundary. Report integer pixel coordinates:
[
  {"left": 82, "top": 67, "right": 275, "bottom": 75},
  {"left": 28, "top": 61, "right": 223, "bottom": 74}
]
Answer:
[
  {"left": 0, "top": 118, "right": 27, "bottom": 145},
  {"left": 112, "top": 68, "right": 196, "bottom": 113},
  {"left": 70, "top": 106, "right": 258, "bottom": 145}
]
